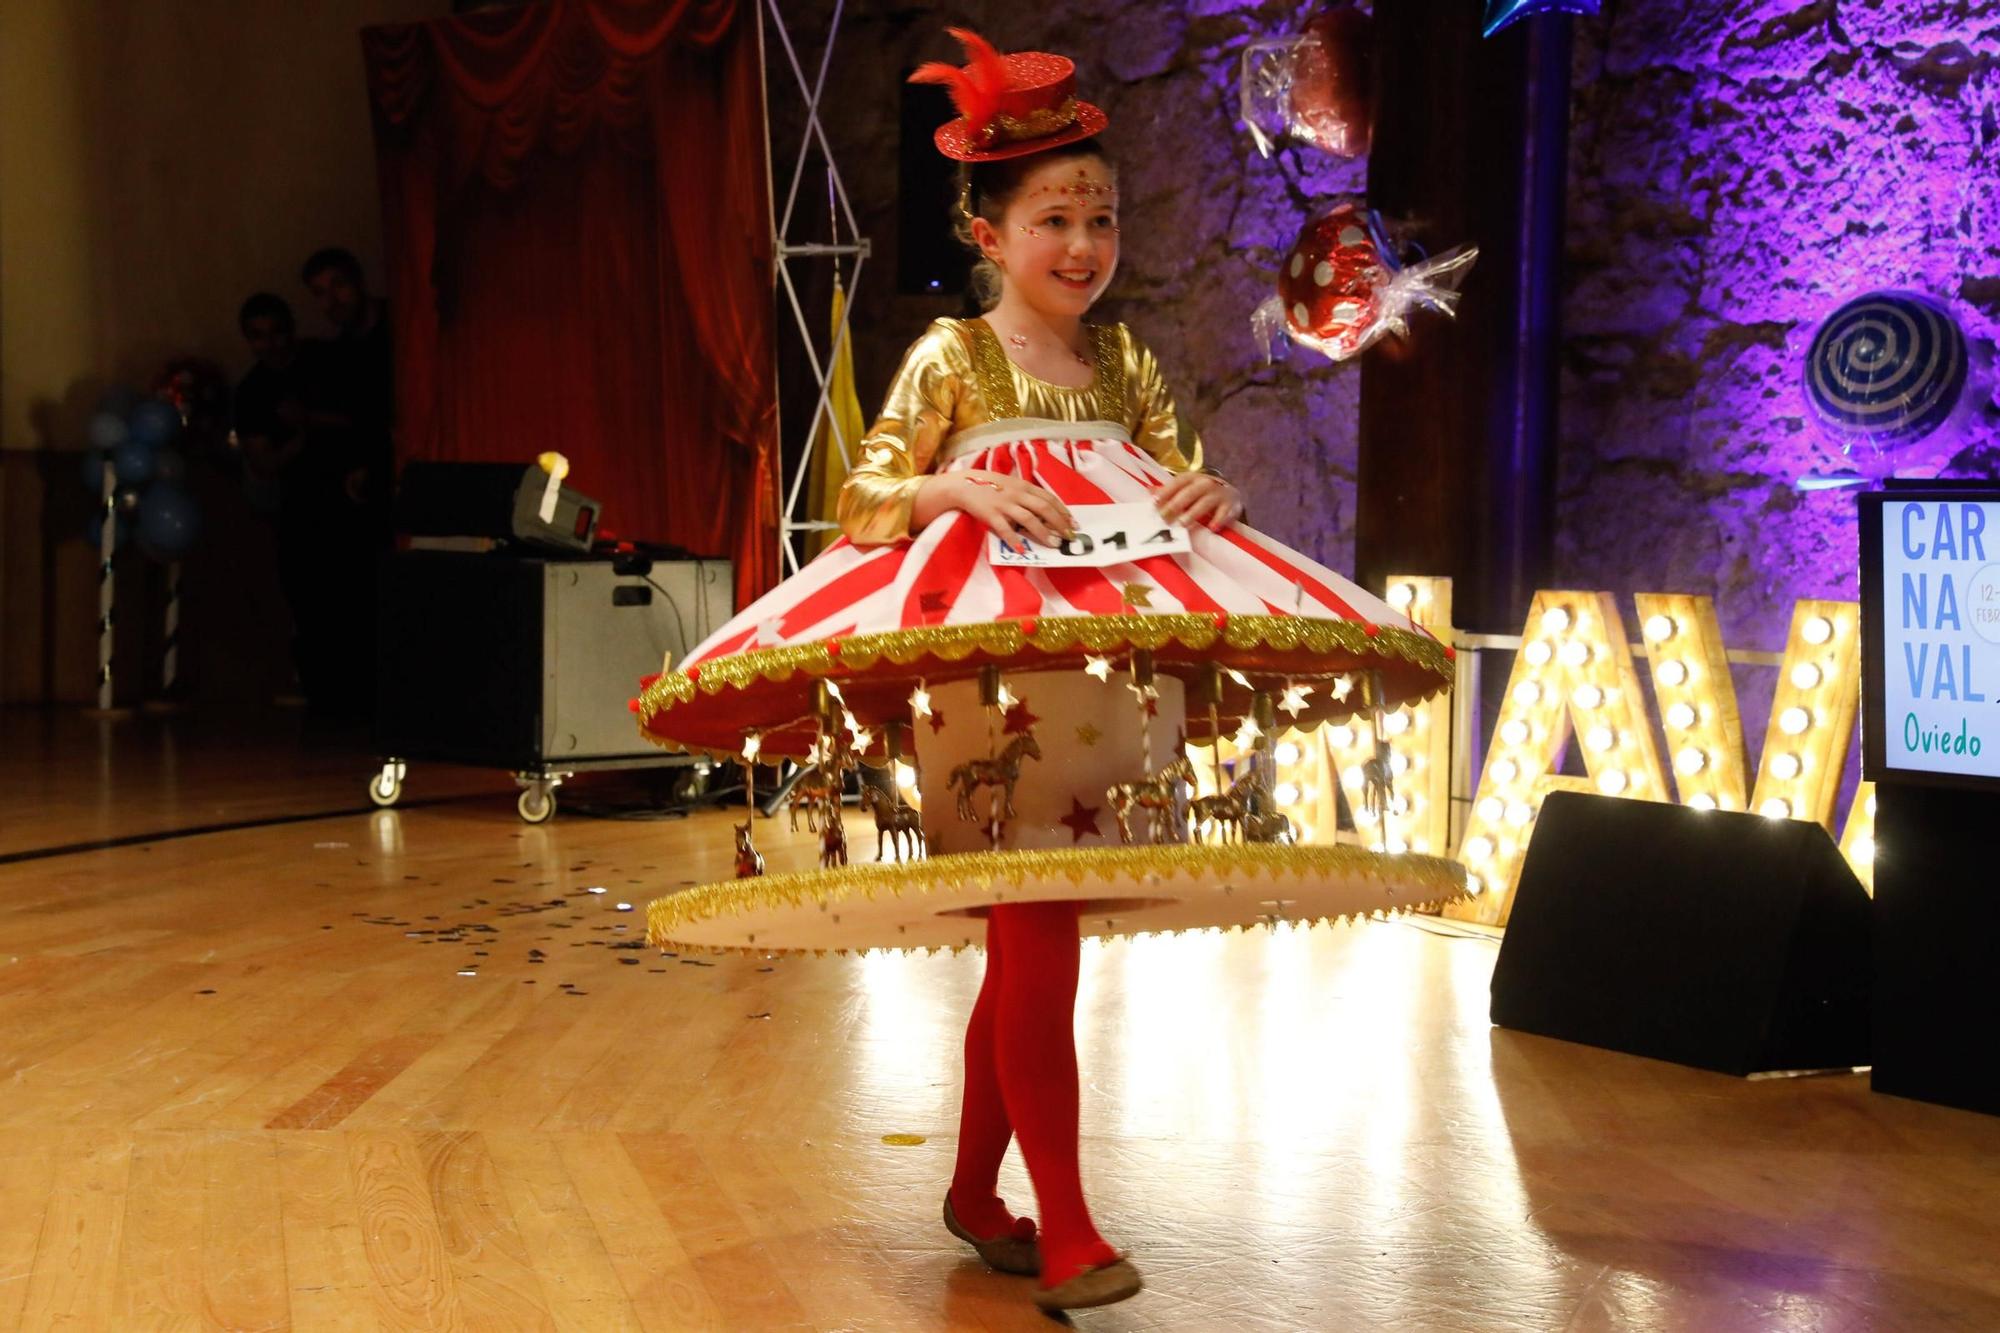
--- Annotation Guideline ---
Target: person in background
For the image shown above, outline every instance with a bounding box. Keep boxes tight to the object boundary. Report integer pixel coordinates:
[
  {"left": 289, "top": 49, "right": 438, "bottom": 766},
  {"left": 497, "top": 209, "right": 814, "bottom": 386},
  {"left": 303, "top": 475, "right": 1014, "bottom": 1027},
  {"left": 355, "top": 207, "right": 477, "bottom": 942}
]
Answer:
[
  {"left": 233, "top": 292, "right": 328, "bottom": 708},
  {"left": 259, "top": 245, "right": 393, "bottom": 721},
  {"left": 301, "top": 246, "right": 393, "bottom": 514},
  {"left": 233, "top": 292, "right": 307, "bottom": 516}
]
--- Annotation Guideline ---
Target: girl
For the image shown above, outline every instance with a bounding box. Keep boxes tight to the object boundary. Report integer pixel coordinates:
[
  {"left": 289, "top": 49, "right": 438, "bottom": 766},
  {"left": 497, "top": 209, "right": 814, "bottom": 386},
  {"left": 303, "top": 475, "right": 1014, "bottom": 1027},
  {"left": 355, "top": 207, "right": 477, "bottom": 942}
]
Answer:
[
  {"left": 634, "top": 26, "right": 1450, "bottom": 1318},
  {"left": 844, "top": 32, "right": 1246, "bottom": 1312}
]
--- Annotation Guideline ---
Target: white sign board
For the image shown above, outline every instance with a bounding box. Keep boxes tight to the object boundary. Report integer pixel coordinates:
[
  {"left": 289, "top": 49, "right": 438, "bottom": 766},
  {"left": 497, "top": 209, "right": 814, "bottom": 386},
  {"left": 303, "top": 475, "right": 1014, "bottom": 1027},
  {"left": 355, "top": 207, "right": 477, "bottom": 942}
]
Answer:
[
  {"left": 1880, "top": 497, "right": 2000, "bottom": 780},
  {"left": 988, "top": 502, "right": 1191, "bottom": 568}
]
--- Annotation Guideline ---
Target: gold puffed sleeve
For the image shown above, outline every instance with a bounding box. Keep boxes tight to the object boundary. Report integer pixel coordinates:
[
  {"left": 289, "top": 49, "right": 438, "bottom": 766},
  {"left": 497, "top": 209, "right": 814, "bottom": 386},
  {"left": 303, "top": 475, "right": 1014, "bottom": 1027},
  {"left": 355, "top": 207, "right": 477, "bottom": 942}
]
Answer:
[
  {"left": 1118, "top": 324, "right": 1204, "bottom": 474},
  {"left": 838, "top": 320, "right": 979, "bottom": 546}
]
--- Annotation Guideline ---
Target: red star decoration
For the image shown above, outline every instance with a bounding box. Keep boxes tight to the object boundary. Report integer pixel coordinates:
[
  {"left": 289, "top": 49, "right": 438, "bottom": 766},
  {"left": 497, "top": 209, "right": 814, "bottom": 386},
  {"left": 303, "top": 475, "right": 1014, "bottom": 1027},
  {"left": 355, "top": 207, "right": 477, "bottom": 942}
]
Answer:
[
  {"left": 928, "top": 708, "right": 947, "bottom": 734},
  {"left": 918, "top": 590, "right": 951, "bottom": 616},
  {"left": 1142, "top": 697, "right": 1159, "bottom": 719},
  {"left": 1058, "top": 798, "right": 1102, "bottom": 842},
  {"left": 1001, "top": 698, "right": 1041, "bottom": 735}
]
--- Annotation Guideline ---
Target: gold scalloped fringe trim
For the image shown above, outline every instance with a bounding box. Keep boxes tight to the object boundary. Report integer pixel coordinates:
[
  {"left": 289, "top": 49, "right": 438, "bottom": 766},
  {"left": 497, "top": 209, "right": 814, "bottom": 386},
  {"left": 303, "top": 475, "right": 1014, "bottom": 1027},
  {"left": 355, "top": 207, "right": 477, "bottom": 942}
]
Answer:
[
  {"left": 633, "top": 613, "right": 1451, "bottom": 757},
  {"left": 652, "top": 893, "right": 1470, "bottom": 959},
  {"left": 644, "top": 842, "right": 1469, "bottom": 956}
]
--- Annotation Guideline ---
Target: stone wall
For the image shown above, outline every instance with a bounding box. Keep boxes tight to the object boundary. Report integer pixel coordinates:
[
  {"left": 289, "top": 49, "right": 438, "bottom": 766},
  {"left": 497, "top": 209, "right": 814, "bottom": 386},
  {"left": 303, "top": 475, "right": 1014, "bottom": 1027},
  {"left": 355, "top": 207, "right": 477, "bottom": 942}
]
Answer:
[
  {"left": 779, "top": 1, "right": 2000, "bottom": 655},
  {"left": 1560, "top": 0, "right": 2000, "bottom": 650}
]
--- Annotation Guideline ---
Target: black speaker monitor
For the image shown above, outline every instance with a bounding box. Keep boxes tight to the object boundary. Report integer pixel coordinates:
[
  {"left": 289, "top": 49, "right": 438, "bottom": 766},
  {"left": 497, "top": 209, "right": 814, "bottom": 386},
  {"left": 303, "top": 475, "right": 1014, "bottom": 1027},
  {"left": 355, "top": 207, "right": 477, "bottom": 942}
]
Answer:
[
  {"left": 1490, "top": 792, "right": 1870, "bottom": 1077},
  {"left": 396, "top": 461, "right": 599, "bottom": 553}
]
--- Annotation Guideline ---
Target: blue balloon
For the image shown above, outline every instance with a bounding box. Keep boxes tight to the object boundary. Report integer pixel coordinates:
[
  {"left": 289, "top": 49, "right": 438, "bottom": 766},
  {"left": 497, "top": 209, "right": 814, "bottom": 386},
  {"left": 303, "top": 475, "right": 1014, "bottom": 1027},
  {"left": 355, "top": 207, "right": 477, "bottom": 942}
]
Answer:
[
  {"left": 137, "top": 483, "right": 201, "bottom": 560},
  {"left": 88, "top": 410, "right": 129, "bottom": 452},
  {"left": 83, "top": 511, "right": 132, "bottom": 553},
  {"left": 127, "top": 398, "right": 181, "bottom": 449},
  {"left": 1483, "top": 0, "right": 1600, "bottom": 37},
  {"left": 113, "top": 438, "right": 158, "bottom": 486},
  {"left": 1805, "top": 290, "right": 1970, "bottom": 450},
  {"left": 152, "top": 448, "right": 188, "bottom": 484}
]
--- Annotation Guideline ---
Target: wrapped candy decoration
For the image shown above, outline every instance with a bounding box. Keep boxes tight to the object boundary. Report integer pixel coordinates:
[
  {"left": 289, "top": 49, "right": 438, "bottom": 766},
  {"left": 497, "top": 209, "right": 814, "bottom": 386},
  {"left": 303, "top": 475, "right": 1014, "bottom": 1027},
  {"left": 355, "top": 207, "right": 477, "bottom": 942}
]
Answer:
[
  {"left": 1253, "top": 203, "right": 1479, "bottom": 363},
  {"left": 1239, "top": 5, "right": 1371, "bottom": 159},
  {"left": 1803, "top": 290, "right": 1989, "bottom": 483}
]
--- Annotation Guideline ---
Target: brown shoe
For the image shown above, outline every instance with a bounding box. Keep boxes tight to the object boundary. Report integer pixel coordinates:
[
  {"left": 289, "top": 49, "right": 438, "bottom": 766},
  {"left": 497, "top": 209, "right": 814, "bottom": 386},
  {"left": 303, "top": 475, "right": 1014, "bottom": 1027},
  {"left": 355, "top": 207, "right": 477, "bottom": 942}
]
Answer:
[
  {"left": 942, "top": 1195, "right": 1040, "bottom": 1276},
  {"left": 1033, "top": 1257, "right": 1143, "bottom": 1311}
]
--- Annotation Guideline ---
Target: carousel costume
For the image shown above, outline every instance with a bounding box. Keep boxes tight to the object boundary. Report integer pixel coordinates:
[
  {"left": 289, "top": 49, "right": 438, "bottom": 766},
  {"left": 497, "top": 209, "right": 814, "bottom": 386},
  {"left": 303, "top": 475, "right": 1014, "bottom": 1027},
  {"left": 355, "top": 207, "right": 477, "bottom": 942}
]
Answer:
[{"left": 631, "top": 30, "right": 1465, "bottom": 1310}]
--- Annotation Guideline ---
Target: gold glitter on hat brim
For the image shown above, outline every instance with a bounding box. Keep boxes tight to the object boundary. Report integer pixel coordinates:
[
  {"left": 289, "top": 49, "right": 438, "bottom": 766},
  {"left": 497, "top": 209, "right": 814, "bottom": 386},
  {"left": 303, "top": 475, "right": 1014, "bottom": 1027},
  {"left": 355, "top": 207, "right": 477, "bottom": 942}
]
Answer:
[{"left": 646, "top": 842, "right": 1469, "bottom": 955}]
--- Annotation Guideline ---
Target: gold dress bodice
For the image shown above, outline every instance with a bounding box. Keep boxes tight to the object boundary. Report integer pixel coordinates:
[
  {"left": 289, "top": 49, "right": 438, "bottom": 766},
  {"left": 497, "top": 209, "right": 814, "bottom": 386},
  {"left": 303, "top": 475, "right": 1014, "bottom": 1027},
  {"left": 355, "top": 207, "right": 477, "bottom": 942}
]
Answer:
[{"left": 837, "top": 317, "right": 1204, "bottom": 545}]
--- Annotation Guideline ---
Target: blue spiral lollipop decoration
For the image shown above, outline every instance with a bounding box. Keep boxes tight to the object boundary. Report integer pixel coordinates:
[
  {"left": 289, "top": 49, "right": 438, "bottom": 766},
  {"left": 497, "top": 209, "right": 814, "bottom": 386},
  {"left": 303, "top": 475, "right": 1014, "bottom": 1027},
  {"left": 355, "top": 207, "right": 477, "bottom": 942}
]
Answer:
[{"left": 1805, "top": 290, "right": 1969, "bottom": 449}]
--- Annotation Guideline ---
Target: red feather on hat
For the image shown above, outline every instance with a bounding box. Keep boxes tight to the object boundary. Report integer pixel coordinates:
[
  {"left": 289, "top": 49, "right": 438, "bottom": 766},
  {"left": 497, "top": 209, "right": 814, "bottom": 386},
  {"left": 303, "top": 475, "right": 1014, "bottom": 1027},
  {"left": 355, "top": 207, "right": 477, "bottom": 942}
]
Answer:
[{"left": 909, "top": 27, "right": 1007, "bottom": 134}]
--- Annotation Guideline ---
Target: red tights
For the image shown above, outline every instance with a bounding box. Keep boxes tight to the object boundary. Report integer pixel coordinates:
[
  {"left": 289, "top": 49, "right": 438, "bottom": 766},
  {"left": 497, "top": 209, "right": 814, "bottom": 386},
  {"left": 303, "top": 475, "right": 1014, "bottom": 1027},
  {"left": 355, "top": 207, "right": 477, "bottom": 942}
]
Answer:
[{"left": 948, "top": 900, "right": 1118, "bottom": 1288}]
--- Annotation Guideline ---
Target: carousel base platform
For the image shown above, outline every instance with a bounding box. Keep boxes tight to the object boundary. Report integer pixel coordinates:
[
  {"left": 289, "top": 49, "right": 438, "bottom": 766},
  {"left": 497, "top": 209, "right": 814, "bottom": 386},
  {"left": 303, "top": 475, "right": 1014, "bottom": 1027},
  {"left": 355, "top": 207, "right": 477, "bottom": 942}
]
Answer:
[{"left": 645, "top": 842, "right": 1469, "bottom": 954}]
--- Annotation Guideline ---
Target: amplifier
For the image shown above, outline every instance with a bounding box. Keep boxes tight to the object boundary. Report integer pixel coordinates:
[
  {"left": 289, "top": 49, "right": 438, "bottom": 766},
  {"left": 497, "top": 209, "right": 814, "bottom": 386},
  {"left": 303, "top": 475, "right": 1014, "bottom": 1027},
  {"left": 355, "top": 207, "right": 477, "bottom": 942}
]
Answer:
[
  {"left": 375, "top": 550, "right": 731, "bottom": 769},
  {"left": 396, "top": 461, "right": 600, "bottom": 553}
]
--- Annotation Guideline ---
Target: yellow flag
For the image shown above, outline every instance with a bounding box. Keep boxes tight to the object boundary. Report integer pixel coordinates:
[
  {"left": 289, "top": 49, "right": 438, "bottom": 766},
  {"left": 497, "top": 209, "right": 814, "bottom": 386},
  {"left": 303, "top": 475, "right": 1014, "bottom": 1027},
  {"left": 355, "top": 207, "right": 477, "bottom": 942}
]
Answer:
[{"left": 807, "top": 274, "right": 867, "bottom": 557}]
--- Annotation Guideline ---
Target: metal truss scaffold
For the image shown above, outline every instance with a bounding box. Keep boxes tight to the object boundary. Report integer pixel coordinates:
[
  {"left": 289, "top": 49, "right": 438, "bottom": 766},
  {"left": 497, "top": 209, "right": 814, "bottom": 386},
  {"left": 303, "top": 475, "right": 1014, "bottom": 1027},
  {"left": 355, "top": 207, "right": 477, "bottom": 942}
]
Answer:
[{"left": 766, "top": 0, "right": 870, "bottom": 577}]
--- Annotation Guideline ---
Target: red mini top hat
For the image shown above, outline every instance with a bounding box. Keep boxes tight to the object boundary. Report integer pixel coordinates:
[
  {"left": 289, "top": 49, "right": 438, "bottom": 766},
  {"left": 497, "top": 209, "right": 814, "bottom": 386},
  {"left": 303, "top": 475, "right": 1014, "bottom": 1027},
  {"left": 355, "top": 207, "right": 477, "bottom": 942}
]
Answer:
[{"left": 910, "top": 28, "right": 1109, "bottom": 162}]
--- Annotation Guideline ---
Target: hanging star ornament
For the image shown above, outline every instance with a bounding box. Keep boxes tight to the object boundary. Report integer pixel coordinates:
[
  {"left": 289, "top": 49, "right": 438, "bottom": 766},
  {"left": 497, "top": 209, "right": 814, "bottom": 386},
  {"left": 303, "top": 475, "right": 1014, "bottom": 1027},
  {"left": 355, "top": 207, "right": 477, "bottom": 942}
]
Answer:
[
  {"left": 1278, "top": 682, "right": 1314, "bottom": 717},
  {"left": 1075, "top": 722, "right": 1103, "bottom": 747},
  {"left": 1121, "top": 583, "right": 1154, "bottom": 610},
  {"left": 1233, "top": 716, "right": 1263, "bottom": 749},
  {"left": 995, "top": 682, "right": 1019, "bottom": 713},
  {"left": 740, "top": 730, "right": 762, "bottom": 763},
  {"left": 928, "top": 708, "right": 948, "bottom": 735},
  {"left": 1059, "top": 797, "right": 1104, "bottom": 843},
  {"left": 908, "top": 684, "right": 933, "bottom": 719},
  {"left": 1332, "top": 674, "right": 1354, "bottom": 702},
  {"left": 1084, "top": 655, "right": 1114, "bottom": 682},
  {"left": 1483, "top": 0, "right": 1600, "bottom": 38}
]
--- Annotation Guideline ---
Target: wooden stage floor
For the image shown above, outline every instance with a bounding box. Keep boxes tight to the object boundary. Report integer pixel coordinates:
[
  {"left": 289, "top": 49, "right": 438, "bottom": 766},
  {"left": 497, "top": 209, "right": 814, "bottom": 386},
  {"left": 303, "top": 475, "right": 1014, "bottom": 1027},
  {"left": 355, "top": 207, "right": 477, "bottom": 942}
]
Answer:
[{"left": 3, "top": 708, "right": 1998, "bottom": 1330}]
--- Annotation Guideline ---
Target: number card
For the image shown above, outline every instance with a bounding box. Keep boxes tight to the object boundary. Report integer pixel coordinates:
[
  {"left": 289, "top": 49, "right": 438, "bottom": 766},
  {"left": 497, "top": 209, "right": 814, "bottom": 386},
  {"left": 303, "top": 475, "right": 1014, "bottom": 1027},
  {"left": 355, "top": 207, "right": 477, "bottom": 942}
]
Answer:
[{"left": 988, "top": 502, "right": 1191, "bottom": 568}]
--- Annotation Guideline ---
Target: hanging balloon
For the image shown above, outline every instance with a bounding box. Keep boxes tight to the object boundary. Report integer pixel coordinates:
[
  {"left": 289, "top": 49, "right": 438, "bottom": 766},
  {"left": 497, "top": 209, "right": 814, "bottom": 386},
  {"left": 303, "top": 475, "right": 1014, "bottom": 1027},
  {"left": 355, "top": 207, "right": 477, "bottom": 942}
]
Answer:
[
  {"left": 1483, "top": 0, "right": 1602, "bottom": 39},
  {"left": 1238, "top": 5, "right": 1371, "bottom": 159},
  {"left": 88, "top": 410, "right": 129, "bottom": 452},
  {"left": 137, "top": 484, "right": 202, "bottom": 561},
  {"left": 127, "top": 398, "right": 182, "bottom": 450},
  {"left": 1252, "top": 203, "right": 1479, "bottom": 363},
  {"left": 152, "top": 448, "right": 188, "bottom": 485},
  {"left": 112, "top": 438, "right": 158, "bottom": 487}
]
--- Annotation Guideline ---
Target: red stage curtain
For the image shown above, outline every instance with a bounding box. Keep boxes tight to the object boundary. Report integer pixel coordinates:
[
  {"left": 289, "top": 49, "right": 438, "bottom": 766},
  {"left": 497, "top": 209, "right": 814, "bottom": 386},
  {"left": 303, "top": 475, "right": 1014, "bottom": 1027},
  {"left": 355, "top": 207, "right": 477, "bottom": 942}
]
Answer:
[{"left": 363, "top": 0, "right": 778, "bottom": 603}]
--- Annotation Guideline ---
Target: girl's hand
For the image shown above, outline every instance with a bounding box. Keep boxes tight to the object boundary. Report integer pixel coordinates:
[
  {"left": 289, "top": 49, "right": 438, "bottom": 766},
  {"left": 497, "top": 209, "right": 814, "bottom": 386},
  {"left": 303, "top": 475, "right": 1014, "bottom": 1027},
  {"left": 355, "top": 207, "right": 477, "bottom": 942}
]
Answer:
[
  {"left": 1155, "top": 471, "right": 1243, "bottom": 531},
  {"left": 913, "top": 469, "right": 1076, "bottom": 547}
]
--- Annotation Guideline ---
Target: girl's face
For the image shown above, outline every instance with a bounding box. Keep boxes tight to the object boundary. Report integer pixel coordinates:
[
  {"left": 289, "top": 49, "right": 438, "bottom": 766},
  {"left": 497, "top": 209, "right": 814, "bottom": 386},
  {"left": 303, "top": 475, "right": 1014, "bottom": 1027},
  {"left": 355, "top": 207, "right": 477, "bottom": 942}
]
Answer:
[{"left": 975, "top": 154, "right": 1119, "bottom": 318}]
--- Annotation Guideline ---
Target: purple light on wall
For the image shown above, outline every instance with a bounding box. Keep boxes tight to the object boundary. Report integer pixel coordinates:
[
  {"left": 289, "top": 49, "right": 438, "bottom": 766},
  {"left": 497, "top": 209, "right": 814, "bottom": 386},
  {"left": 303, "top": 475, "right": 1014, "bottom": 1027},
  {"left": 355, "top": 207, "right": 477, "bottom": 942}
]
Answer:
[{"left": 1559, "top": 1, "right": 1999, "bottom": 655}]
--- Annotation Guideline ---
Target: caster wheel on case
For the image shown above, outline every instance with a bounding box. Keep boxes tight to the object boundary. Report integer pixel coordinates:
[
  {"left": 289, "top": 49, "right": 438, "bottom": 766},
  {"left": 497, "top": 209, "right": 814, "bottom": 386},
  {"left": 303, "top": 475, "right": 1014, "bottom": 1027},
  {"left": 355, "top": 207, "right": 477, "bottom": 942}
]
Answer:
[
  {"left": 518, "top": 784, "right": 556, "bottom": 824},
  {"left": 368, "top": 761, "right": 406, "bottom": 808}
]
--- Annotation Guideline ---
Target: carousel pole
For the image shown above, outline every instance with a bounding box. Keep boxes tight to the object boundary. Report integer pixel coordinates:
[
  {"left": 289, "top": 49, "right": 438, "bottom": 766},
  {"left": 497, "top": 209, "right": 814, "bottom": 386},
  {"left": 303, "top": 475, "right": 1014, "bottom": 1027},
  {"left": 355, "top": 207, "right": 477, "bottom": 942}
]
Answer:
[{"left": 979, "top": 664, "right": 1002, "bottom": 848}]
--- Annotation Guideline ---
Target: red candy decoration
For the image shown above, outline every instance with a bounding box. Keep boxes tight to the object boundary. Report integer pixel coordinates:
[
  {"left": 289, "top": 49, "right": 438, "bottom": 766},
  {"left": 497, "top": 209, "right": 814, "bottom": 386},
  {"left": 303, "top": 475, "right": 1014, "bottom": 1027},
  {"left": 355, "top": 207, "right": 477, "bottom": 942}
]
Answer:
[
  {"left": 1255, "top": 204, "right": 1480, "bottom": 365},
  {"left": 1277, "top": 203, "right": 1389, "bottom": 361},
  {"left": 1289, "top": 7, "right": 1371, "bottom": 157}
]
